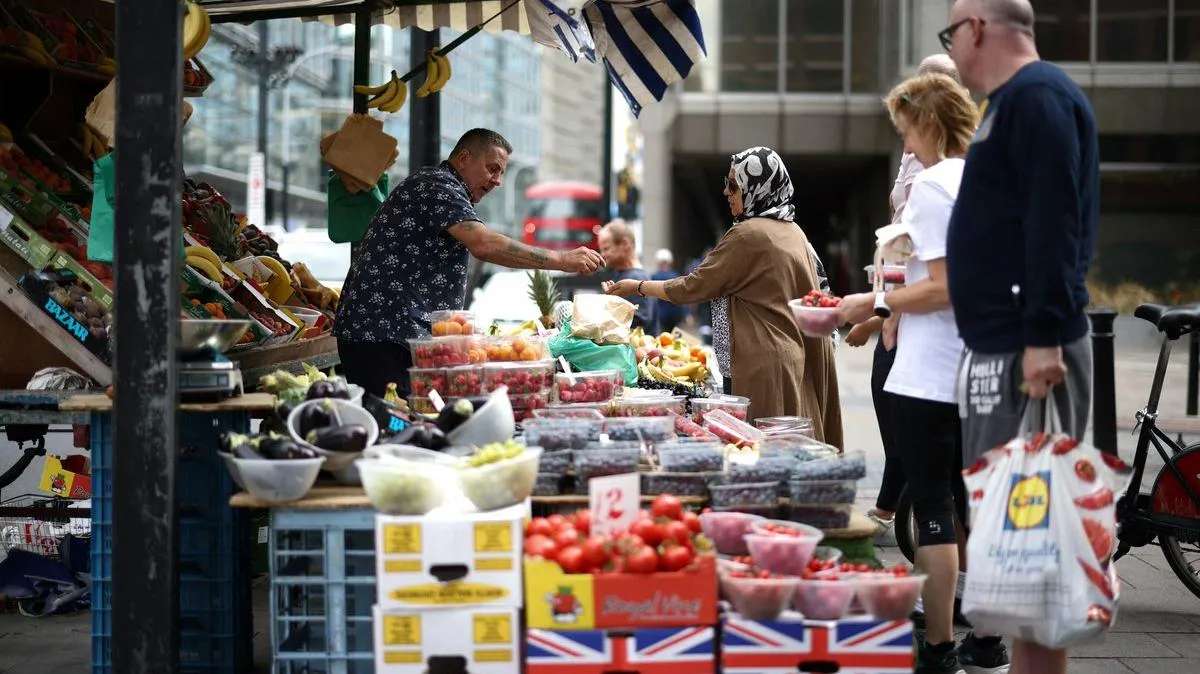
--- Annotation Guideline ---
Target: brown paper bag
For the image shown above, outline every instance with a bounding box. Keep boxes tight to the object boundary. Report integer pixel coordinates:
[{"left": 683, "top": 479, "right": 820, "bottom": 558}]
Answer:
[
  {"left": 85, "top": 79, "right": 116, "bottom": 148},
  {"left": 323, "top": 113, "right": 398, "bottom": 189}
]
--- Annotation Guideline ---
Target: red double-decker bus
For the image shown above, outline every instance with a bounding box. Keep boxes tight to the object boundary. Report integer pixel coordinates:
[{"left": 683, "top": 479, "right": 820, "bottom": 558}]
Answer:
[{"left": 522, "top": 181, "right": 605, "bottom": 251}]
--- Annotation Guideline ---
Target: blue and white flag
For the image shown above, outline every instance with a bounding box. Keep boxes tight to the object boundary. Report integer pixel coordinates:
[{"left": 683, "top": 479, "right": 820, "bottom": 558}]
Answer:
[{"left": 529, "top": 0, "right": 707, "bottom": 117}]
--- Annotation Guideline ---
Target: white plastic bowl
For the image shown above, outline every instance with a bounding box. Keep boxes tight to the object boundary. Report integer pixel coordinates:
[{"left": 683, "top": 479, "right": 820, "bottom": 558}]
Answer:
[
  {"left": 287, "top": 398, "right": 380, "bottom": 472},
  {"left": 788, "top": 300, "right": 841, "bottom": 337},
  {"left": 221, "top": 455, "right": 324, "bottom": 504},
  {"left": 446, "top": 386, "right": 515, "bottom": 447},
  {"left": 357, "top": 445, "right": 458, "bottom": 515},
  {"left": 457, "top": 445, "right": 542, "bottom": 511}
]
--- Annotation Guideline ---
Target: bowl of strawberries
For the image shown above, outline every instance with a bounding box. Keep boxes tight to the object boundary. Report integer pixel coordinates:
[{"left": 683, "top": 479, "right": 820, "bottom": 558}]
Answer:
[
  {"left": 853, "top": 566, "right": 926, "bottom": 620},
  {"left": 789, "top": 291, "right": 843, "bottom": 337},
  {"left": 720, "top": 566, "right": 801, "bottom": 621}
]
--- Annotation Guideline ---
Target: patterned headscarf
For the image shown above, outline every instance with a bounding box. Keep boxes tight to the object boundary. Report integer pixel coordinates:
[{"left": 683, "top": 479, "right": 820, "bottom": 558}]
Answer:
[{"left": 729, "top": 147, "right": 795, "bottom": 223}]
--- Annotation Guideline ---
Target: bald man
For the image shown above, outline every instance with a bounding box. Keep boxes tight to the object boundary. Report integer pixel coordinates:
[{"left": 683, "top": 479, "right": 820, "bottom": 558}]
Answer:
[{"left": 944, "top": 2, "right": 1099, "bottom": 674}]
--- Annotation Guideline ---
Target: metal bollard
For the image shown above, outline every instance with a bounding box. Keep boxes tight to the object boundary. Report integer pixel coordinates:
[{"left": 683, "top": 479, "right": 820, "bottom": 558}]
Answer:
[
  {"left": 1088, "top": 308, "right": 1118, "bottom": 455},
  {"left": 1188, "top": 331, "right": 1199, "bottom": 417}
]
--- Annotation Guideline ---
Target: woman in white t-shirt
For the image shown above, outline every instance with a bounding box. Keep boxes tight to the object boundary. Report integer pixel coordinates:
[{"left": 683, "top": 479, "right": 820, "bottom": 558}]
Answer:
[{"left": 838, "top": 73, "right": 982, "bottom": 673}]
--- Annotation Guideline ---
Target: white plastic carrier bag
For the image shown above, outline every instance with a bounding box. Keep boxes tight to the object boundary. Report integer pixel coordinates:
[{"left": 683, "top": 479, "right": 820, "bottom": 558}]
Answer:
[{"left": 961, "top": 396, "right": 1132, "bottom": 648}]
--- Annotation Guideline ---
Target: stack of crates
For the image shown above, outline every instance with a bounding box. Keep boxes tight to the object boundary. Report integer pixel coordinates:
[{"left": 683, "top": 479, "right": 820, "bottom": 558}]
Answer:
[
  {"left": 90, "top": 412, "right": 254, "bottom": 673},
  {"left": 269, "top": 508, "right": 377, "bottom": 673}
]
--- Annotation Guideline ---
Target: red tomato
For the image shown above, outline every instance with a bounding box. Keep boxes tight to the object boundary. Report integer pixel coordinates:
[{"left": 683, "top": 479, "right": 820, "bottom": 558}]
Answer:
[
  {"left": 659, "top": 545, "right": 693, "bottom": 572},
  {"left": 581, "top": 536, "right": 609, "bottom": 568},
  {"left": 556, "top": 545, "right": 586, "bottom": 574},
  {"left": 547, "top": 514, "right": 569, "bottom": 531},
  {"left": 681, "top": 510, "right": 702, "bottom": 534},
  {"left": 625, "top": 545, "right": 659, "bottom": 574},
  {"left": 630, "top": 518, "right": 664, "bottom": 547},
  {"left": 555, "top": 528, "right": 581, "bottom": 549},
  {"left": 527, "top": 517, "right": 554, "bottom": 538},
  {"left": 651, "top": 494, "right": 684, "bottom": 521},
  {"left": 572, "top": 509, "right": 591, "bottom": 536},
  {"left": 662, "top": 520, "right": 692, "bottom": 546},
  {"left": 524, "top": 534, "right": 558, "bottom": 559}
]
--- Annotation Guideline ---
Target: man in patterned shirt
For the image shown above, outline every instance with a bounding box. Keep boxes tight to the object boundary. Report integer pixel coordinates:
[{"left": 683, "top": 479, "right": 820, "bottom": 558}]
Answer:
[{"left": 334, "top": 129, "right": 604, "bottom": 397}]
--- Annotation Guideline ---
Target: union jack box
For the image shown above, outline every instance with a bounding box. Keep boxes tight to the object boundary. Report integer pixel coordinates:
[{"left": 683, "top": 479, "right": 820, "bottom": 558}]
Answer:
[
  {"left": 722, "top": 612, "right": 915, "bottom": 673},
  {"left": 526, "top": 626, "right": 716, "bottom": 673}
]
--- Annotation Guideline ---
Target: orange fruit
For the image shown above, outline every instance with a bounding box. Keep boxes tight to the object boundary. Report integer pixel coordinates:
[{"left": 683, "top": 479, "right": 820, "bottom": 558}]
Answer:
[
  {"left": 432, "top": 321, "right": 448, "bottom": 337},
  {"left": 499, "top": 345, "right": 515, "bottom": 361},
  {"left": 445, "top": 321, "right": 463, "bottom": 336},
  {"left": 659, "top": 333, "right": 674, "bottom": 347},
  {"left": 462, "top": 322, "right": 474, "bottom": 334},
  {"left": 452, "top": 314, "right": 468, "bottom": 325}
]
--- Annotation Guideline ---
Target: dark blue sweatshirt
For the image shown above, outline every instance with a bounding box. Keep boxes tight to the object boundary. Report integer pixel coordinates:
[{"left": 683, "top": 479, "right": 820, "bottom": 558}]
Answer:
[{"left": 947, "top": 61, "right": 1099, "bottom": 353}]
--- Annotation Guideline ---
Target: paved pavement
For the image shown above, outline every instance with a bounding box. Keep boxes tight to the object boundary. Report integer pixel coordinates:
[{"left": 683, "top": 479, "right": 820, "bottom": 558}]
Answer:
[{"left": 1, "top": 336, "right": 1197, "bottom": 673}]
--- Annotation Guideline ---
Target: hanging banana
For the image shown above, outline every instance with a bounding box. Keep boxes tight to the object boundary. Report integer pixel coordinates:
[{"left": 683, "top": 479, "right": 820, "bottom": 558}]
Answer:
[
  {"left": 416, "top": 49, "right": 442, "bottom": 98},
  {"left": 359, "top": 70, "right": 408, "bottom": 114},
  {"left": 430, "top": 48, "right": 452, "bottom": 93},
  {"left": 182, "top": 2, "right": 211, "bottom": 61}
]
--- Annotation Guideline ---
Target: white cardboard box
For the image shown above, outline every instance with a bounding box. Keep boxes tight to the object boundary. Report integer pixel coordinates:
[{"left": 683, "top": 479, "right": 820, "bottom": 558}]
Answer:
[
  {"left": 375, "top": 502, "right": 524, "bottom": 610},
  {"left": 373, "top": 605, "right": 520, "bottom": 674}
]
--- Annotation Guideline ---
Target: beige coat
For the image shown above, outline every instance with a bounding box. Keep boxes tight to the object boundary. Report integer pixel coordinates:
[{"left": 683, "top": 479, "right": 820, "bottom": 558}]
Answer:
[{"left": 665, "top": 218, "right": 843, "bottom": 449}]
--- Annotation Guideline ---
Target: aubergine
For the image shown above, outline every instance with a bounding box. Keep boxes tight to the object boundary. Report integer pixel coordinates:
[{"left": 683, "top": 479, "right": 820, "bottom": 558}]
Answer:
[
  {"left": 297, "top": 403, "right": 335, "bottom": 437},
  {"left": 328, "top": 378, "right": 350, "bottom": 399},
  {"left": 390, "top": 424, "right": 423, "bottom": 446},
  {"left": 219, "top": 431, "right": 252, "bottom": 454},
  {"left": 307, "top": 380, "right": 335, "bottom": 400},
  {"left": 306, "top": 424, "right": 369, "bottom": 453},
  {"left": 233, "top": 444, "right": 265, "bottom": 460},
  {"left": 425, "top": 426, "right": 449, "bottom": 450},
  {"left": 435, "top": 398, "right": 475, "bottom": 434},
  {"left": 258, "top": 434, "right": 296, "bottom": 460}
]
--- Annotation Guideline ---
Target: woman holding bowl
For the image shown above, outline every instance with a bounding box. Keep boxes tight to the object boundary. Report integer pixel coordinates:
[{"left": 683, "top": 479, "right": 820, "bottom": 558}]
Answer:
[{"left": 602, "top": 147, "right": 842, "bottom": 448}]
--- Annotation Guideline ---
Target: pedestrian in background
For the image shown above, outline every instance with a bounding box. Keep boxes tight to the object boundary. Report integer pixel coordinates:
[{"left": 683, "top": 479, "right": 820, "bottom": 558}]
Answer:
[
  {"left": 650, "top": 248, "right": 687, "bottom": 333},
  {"left": 598, "top": 219, "right": 655, "bottom": 331},
  {"left": 945, "top": 1, "right": 1099, "bottom": 673}
]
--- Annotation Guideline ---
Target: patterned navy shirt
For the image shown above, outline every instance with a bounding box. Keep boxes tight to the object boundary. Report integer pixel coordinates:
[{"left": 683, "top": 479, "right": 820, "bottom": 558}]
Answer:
[{"left": 333, "top": 162, "right": 480, "bottom": 344}]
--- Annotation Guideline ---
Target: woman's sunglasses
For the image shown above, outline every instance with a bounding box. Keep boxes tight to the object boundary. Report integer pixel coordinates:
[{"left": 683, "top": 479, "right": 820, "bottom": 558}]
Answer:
[{"left": 723, "top": 177, "right": 737, "bottom": 192}]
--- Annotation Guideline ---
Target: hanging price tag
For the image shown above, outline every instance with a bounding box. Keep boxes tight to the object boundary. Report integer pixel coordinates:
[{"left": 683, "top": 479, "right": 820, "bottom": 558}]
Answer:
[
  {"left": 588, "top": 473, "right": 639, "bottom": 536},
  {"left": 428, "top": 389, "right": 445, "bottom": 413}
]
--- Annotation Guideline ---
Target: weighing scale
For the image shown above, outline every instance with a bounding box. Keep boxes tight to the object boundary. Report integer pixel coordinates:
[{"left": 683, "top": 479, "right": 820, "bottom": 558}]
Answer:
[{"left": 178, "top": 320, "right": 250, "bottom": 402}]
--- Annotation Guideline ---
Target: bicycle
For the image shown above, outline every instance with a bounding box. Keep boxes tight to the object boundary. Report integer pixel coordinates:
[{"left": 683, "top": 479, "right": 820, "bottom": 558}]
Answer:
[{"left": 1112, "top": 303, "right": 1200, "bottom": 599}]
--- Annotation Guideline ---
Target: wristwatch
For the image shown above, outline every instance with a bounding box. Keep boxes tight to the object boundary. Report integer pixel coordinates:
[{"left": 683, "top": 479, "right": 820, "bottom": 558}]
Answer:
[{"left": 873, "top": 291, "right": 892, "bottom": 319}]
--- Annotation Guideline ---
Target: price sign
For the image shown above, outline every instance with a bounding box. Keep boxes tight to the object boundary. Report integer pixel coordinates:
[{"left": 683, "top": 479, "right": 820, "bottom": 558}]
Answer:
[
  {"left": 0, "top": 204, "right": 13, "bottom": 231},
  {"left": 588, "top": 473, "right": 639, "bottom": 536},
  {"left": 428, "top": 389, "right": 446, "bottom": 413}
]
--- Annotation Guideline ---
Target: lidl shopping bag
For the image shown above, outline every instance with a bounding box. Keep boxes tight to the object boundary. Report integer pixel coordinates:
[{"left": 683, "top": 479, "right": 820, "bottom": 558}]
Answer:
[
  {"left": 87, "top": 153, "right": 115, "bottom": 263},
  {"left": 961, "top": 398, "right": 1132, "bottom": 648}
]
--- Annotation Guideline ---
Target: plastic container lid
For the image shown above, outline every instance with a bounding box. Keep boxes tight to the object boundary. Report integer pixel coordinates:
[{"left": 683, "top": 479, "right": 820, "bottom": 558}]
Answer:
[{"left": 703, "top": 409, "right": 765, "bottom": 448}]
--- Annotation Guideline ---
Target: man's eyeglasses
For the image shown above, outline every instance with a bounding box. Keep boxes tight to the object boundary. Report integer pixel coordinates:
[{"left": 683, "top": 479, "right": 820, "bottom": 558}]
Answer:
[{"left": 938, "top": 17, "right": 983, "bottom": 51}]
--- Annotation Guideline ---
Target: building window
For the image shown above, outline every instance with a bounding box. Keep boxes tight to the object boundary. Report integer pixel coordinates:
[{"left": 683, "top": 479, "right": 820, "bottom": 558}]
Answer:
[
  {"left": 1099, "top": 134, "right": 1200, "bottom": 164},
  {"left": 850, "top": 0, "right": 885, "bottom": 93},
  {"left": 1033, "top": 0, "right": 1091, "bottom": 62},
  {"left": 1096, "top": 0, "right": 1169, "bottom": 62},
  {"left": 1177, "top": 0, "right": 1200, "bottom": 62},
  {"left": 785, "top": 0, "right": 845, "bottom": 93},
  {"left": 719, "top": 0, "right": 780, "bottom": 92}
]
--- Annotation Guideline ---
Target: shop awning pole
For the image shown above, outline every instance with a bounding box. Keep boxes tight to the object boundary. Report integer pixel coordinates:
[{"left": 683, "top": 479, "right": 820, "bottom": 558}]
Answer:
[
  {"left": 408, "top": 28, "right": 442, "bottom": 170},
  {"left": 112, "top": 0, "right": 183, "bottom": 671},
  {"left": 352, "top": 9, "right": 372, "bottom": 114}
]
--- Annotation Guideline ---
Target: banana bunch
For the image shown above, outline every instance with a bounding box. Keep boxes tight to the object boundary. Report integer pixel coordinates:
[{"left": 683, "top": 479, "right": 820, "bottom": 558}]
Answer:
[
  {"left": 185, "top": 245, "right": 224, "bottom": 284},
  {"left": 19, "top": 31, "right": 56, "bottom": 67},
  {"left": 80, "top": 124, "right": 109, "bottom": 160},
  {"left": 505, "top": 319, "right": 541, "bottom": 336},
  {"left": 183, "top": 1, "right": 211, "bottom": 61},
  {"left": 355, "top": 70, "right": 408, "bottom": 114},
  {"left": 257, "top": 255, "right": 295, "bottom": 304},
  {"left": 96, "top": 56, "right": 116, "bottom": 77},
  {"left": 416, "top": 48, "right": 451, "bottom": 98},
  {"left": 638, "top": 358, "right": 708, "bottom": 384}
]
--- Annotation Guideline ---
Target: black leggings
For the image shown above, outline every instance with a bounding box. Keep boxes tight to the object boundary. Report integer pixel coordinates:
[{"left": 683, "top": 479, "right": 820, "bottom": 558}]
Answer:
[
  {"left": 890, "top": 393, "right": 967, "bottom": 547},
  {"left": 872, "top": 339, "right": 905, "bottom": 512},
  {"left": 337, "top": 340, "right": 413, "bottom": 399}
]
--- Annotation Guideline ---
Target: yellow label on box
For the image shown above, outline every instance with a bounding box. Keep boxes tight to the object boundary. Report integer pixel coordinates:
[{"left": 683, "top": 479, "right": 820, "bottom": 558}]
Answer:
[
  {"left": 474, "top": 522, "right": 512, "bottom": 553},
  {"left": 383, "top": 524, "right": 421, "bottom": 554},
  {"left": 474, "top": 557, "right": 513, "bottom": 572},
  {"left": 523, "top": 558, "right": 597, "bottom": 629},
  {"left": 473, "top": 613, "right": 513, "bottom": 645},
  {"left": 383, "top": 651, "right": 422, "bottom": 664},
  {"left": 385, "top": 559, "right": 423, "bottom": 573},
  {"left": 474, "top": 649, "right": 513, "bottom": 663},
  {"left": 382, "top": 615, "right": 421, "bottom": 646},
  {"left": 388, "top": 582, "right": 509, "bottom": 606}
]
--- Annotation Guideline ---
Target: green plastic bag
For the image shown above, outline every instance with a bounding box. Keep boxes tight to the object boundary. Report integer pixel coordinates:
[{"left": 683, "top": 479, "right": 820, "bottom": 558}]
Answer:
[
  {"left": 87, "top": 153, "right": 115, "bottom": 263},
  {"left": 327, "top": 171, "right": 389, "bottom": 244},
  {"left": 548, "top": 316, "right": 638, "bottom": 385}
]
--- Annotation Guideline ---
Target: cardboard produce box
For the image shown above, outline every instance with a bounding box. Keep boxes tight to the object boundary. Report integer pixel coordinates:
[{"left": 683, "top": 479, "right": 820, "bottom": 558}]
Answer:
[
  {"left": 720, "top": 613, "right": 914, "bottom": 673},
  {"left": 526, "top": 625, "right": 716, "bottom": 672},
  {"left": 523, "top": 555, "right": 718, "bottom": 630},
  {"left": 373, "top": 605, "right": 519, "bottom": 674},
  {"left": 375, "top": 503, "right": 524, "bottom": 610}
]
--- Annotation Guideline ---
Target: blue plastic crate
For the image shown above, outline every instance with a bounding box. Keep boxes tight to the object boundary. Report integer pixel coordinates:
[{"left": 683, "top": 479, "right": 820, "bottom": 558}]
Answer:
[
  {"left": 89, "top": 411, "right": 255, "bottom": 673},
  {"left": 270, "top": 508, "right": 377, "bottom": 674}
]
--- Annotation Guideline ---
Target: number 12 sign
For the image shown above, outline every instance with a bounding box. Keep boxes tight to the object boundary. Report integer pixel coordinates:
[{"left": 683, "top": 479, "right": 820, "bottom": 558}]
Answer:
[{"left": 588, "top": 472, "right": 639, "bottom": 536}]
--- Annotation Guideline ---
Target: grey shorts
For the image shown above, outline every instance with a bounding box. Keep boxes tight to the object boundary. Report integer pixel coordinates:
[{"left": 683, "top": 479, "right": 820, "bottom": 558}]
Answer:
[{"left": 959, "top": 337, "right": 1092, "bottom": 464}]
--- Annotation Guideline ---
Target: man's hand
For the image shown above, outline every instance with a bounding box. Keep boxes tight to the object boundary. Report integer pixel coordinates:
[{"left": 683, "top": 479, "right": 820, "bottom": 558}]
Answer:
[
  {"left": 602, "top": 279, "right": 639, "bottom": 297},
  {"left": 560, "top": 247, "right": 604, "bottom": 275},
  {"left": 1023, "top": 346, "right": 1066, "bottom": 399},
  {"left": 882, "top": 315, "right": 899, "bottom": 351},
  {"left": 837, "top": 292, "right": 876, "bottom": 326}
]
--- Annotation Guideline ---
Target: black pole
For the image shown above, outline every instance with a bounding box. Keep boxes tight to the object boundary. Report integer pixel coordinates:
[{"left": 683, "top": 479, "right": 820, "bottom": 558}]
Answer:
[
  {"left": 409, "top": 29, "right": 442, "bottom": 170},
  {"left": 1089, "top": 308, "right": 1118, "bottom": 455},
  {"left": 601, "top": 77, "right": 614, "bottom": 220},
  {"left": 281, "top": 163, "right": 290, "bottom": 232},
  {"left": 257, "top": 21, "right": 273, "bottom": 225},
  {"left": 352, "top": 10, "right": 371, "bottom": 114},
  {"left": 113, "top": 0, "right": 182, "bottom": 671},
  {"left": 1188, "top": 331, "right": 1199, "bottom": 417}
]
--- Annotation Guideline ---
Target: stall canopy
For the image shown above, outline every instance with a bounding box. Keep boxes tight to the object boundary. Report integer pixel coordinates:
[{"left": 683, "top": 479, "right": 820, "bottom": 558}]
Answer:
[{"left": 198, "top": 0, "right": 707, "bottom": 116}]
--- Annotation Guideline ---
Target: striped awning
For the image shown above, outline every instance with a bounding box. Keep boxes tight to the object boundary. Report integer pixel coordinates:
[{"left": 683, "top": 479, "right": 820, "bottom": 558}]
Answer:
[{"left": 199, "top": 0, "right": 531, "bottom": 34}]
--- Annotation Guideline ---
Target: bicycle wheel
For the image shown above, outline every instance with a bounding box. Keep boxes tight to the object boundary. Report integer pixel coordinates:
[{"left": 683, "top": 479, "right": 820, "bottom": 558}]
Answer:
[
  {"left": 894, "top": 487, "right": 917, "bottom": 564},
  {"left": 1160, "top": 533, "right": 1200, "bottom": 600}
]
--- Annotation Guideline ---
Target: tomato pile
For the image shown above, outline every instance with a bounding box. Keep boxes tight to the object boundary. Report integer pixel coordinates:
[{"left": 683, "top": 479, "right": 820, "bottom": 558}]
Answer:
[{"left": 524, "top": 495, "right": 711, "bottom": 575}]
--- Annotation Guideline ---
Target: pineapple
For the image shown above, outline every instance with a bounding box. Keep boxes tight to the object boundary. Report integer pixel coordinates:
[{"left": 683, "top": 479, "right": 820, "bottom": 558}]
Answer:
[
  {"left": 201, "top": 202, "right": 241, "bottom": 261},
  {"left": 527, "top": 270, "right": 561, "bottom": 329}
]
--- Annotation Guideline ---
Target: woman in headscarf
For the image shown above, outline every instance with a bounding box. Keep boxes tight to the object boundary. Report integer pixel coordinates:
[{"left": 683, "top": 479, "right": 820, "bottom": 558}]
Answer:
[{"left": 603, "top": 147, "right": 843, "bottom": 448}]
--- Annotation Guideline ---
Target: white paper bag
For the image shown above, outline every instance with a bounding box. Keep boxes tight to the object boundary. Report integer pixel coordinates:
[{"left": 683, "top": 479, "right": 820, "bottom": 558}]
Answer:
[{"left": 570, "top": 294, "right": 636, "bottom": 345}]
